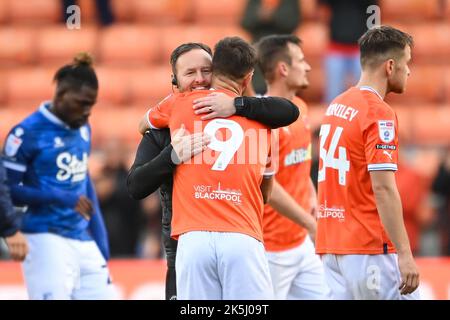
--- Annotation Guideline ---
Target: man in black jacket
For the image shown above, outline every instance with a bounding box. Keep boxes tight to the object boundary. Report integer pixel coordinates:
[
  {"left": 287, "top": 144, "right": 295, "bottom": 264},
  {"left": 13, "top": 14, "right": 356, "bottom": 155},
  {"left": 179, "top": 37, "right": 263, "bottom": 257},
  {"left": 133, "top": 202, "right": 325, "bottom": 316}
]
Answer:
[
  {"left": 128, "top": 42, "right": 299, "bottom": 300},
  {"left": 0, "top": 158, "right": 28, "bottom": 261}
]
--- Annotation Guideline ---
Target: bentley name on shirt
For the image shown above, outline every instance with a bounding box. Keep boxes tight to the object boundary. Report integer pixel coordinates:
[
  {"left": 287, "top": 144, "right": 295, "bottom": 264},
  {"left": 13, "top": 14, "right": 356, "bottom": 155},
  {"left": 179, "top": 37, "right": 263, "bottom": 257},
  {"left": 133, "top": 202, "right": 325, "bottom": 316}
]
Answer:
[{"left": 325, "top": 103, "right": 359, "bottom": 122}]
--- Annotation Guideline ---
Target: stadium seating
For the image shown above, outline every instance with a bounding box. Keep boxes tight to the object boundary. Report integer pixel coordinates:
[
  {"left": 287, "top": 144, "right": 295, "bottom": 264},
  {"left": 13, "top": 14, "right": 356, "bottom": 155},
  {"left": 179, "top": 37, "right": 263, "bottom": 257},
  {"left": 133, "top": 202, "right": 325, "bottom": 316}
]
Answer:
[
  {"left": 4, "top": 67, "right": 55, "bottom": 105},
  {"left": 127, "top": 66, "right": 172, "bottom": 104},
  {"left": 132, "top": 0, "right": 184, "bottom": 24},
  {"left": 0, "top": 28, "right": 35, "bottom": 65},
  {"left": 7, "top": 0, "right": 61, "bottom": 25},
  {"left": 0, "top": 0, "right": 8, "bottom": 24},
  {"left": 160, "top": 24, "right": 250, "bottom": 62},
  {"left": 95, "top": 66, "right": 130, "bottom": 105},
  {"left": 36, "top": 26, "right": 98, "bottom": 65},
  {"left": 192, "top": 0, "right": 247, "bottom": 24},
  {"left": 380, "top": 0, "right": 442, "bottom": 22},
  {"left": 395, "top": 23, "right": 450, "bottom": 63},
  {"left": 296, "top": 22, "right": 328, "bottom": 60},
  {"left": 88, "top": 105, "right": 148, "bottom": 145},
  {"left": 410, "top": 106, "right": 450, "bottom": 145},
  {"left": 98, "top": 25, "right": 161, "bottom": 65},
  {"left": 386, "top": 65, "right": 446, "bottom": 105}
]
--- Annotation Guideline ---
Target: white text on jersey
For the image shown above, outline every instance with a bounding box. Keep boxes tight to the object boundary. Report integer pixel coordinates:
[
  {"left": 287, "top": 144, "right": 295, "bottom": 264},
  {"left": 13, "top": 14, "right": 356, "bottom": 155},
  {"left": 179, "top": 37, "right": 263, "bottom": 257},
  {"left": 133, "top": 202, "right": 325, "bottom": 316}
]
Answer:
[
  {"left": 56, "top": 152, "right": 88, "bottom": 182},
  {"left": 325, "top": 103, "right": 359, "bottom": 122}
]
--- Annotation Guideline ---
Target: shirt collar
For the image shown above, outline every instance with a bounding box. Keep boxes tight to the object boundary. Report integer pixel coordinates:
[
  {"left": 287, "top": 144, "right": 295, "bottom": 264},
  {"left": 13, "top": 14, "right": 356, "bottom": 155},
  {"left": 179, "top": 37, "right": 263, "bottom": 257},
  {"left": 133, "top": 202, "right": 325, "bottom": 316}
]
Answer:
[
  {"left": 38, "top": 101, "right": 71, "bottom": 129},
  {"left": 358, "top": 86, "right": 383, "bottom": 100}
]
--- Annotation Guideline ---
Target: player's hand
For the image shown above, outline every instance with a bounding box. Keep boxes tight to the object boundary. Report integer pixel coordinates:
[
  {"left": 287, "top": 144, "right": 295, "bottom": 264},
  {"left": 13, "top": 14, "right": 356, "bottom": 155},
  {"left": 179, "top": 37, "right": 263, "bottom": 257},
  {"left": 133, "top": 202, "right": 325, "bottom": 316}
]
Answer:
[
  {"left": 171, "top": 124, "right": 210, "bottom": 164},
  {"left": 397, "top": 252, "right": 420, "bottom": 295},
  {"left": 75, "top": 195, "right": 93, "bottom": 220},
  {"left": 193, "top": 92, "right": 236, "bottom": 120},
  {"left": 5, "top": 231, "right": 28, "bottom": 261}
]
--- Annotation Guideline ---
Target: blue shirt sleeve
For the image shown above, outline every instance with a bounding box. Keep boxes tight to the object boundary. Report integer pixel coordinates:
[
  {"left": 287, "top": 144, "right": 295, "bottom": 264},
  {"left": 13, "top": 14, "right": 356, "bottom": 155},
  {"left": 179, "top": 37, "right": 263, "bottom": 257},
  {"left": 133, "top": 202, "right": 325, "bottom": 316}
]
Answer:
[
  {"left": 3, "top": 126, "right": 79, "bottom": 208},
  {"left": 86, "top": 174, "right": 110, "bottom": 261}
]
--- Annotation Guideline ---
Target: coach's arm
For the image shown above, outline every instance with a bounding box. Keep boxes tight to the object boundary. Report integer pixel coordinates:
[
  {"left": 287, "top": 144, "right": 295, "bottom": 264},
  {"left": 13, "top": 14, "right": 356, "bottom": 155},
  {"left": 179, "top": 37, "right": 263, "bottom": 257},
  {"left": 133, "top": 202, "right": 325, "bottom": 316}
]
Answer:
[
  {"left": 127, "top": 128, "right": 209, "bottom": 199},
  {"left": 193, "top": 94, "right": 300, "bottom": 128}
]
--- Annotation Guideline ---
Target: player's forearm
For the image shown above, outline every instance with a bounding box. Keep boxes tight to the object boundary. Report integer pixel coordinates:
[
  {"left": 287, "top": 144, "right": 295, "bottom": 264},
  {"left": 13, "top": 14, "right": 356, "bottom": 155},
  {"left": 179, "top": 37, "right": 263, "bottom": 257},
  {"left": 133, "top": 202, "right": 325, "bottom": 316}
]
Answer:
[
  {"left": 9, "top": 184, "right": 78, "bottom": 208},
  {"left": 268, "top": 180, "right": 316, "bottom": 231},
  {"left": 373, "top": 183, "right": 413, "bottom": 255},
  {"left": 238, "top": 96, "right": 300, "bottom": 128},
  {"left": 260, "top": 176, "right": 273, "bottom": 204}
]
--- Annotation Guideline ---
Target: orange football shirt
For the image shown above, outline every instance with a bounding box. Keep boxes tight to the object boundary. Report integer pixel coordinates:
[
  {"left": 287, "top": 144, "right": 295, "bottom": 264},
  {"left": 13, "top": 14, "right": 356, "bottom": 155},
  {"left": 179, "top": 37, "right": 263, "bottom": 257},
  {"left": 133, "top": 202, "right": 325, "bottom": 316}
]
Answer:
[
  {"left": 148, "top": 89, "right": 272, "bottom": 242},
  {"left": 316, "top": 86, "right": 399, "bottom": 255},
  {"left": 263, "top": 97, "right": 312, "bottom": 252}
]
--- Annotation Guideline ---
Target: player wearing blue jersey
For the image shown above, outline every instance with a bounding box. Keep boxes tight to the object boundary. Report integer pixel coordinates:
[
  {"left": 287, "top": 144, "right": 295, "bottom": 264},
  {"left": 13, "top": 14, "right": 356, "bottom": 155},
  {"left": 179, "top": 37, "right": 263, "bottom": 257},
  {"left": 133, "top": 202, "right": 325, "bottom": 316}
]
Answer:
[{"left": 2, "top": 53, "right": 114, "bottom": 300}]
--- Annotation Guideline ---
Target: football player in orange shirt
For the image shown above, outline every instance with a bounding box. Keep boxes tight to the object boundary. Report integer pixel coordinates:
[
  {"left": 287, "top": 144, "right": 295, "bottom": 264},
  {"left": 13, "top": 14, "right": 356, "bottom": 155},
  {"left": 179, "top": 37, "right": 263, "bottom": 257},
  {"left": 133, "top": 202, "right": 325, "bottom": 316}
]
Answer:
[
  {"left": 316, "top": 25, "right": 420, "bottom": 299},
  {"left": 146, "top": 37, "right": 276, "bottom": 300},
  {"left": 253, "top": 34, "right": 331, "bottom": 299}
]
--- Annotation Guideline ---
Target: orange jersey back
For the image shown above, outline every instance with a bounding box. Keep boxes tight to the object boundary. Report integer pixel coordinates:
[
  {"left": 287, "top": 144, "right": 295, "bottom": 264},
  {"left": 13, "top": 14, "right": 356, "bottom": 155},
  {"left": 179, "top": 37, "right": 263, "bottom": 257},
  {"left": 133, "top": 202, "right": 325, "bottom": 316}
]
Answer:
[
  {"left": 263, "top": 97, "right": 312, "bottom": 252},
  {"left": 316, "top": 87, "right": 398, "bottom": 254},
  {"left": 148, "top": 89, "right": 272, "bottom": 242}
]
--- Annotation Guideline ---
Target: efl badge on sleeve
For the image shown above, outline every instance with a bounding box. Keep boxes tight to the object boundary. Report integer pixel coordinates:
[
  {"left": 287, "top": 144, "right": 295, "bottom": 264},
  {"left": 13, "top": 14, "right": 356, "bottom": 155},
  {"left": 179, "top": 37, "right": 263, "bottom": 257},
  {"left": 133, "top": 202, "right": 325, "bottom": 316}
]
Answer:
[
  {"left": 5, "top": 133, "right": 23, "bottom": 157},
  {"left": 378, "top": 120, "right": 395, "bottom": 143}
]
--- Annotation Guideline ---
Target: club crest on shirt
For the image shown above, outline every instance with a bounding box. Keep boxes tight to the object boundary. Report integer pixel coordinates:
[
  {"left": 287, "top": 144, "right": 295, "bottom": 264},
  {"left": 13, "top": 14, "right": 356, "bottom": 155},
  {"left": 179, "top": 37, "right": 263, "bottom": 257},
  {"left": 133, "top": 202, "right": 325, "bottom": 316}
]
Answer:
[
  {"left": 79, "top": 126, "right": 89, "bottom": 142},
  {"left": 4, "top": 131, "right": 23, "bottom": 157},
  {"left": 378, "top": 120, "right": 395, "bottom": 143}
]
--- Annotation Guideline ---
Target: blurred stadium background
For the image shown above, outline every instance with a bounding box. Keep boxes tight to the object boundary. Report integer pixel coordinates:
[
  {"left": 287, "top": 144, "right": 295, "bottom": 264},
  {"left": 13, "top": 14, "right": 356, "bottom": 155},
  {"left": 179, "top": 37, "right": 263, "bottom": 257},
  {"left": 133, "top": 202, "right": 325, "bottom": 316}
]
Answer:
[{"left": 0, "top": 0, "right": 449, "bottom": 299}]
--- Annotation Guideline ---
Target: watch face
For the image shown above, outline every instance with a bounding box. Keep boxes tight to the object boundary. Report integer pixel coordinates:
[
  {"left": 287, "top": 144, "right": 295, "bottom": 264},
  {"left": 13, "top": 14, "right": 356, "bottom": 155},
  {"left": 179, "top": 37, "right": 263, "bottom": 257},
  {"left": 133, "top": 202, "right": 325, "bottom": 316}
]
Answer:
[{"left": 236, "top": 97, "right": 244, "bottom": 107}]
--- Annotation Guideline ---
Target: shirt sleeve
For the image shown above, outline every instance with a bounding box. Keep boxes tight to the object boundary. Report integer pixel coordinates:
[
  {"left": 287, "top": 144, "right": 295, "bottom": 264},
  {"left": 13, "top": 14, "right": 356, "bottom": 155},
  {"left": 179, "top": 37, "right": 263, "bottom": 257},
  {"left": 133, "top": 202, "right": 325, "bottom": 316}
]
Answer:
[
  {"left": 363, "top": 103, "right": 399, "bottom": 172},
  {"left": 0, "top": 160, "right": 19, "bottom": 237},
  {"left": 2, "top": 126, "right": 33, "bottom": 174},
  {"left": 127, "top": 129, "right": 176, "bottom": 199},
  {"left": 2, "top": 126, "right": 78, "bottom": 208},
  {"left": 147, "top": 94, "right": 176, "bottom": 129},
  {"left": 238, "top": 96, "right": 300, "bottom": 129}
]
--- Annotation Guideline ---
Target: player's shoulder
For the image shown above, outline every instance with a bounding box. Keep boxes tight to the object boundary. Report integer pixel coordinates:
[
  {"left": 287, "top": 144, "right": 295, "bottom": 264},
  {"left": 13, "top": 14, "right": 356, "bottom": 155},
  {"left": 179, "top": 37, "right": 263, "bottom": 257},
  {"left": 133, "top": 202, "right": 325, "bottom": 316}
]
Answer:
[
  {"left": 6, "top": 109, "right": 42, "bottom": 139},
  {"left": 364, "top": 95, "right": 395, "bottom": 121}
]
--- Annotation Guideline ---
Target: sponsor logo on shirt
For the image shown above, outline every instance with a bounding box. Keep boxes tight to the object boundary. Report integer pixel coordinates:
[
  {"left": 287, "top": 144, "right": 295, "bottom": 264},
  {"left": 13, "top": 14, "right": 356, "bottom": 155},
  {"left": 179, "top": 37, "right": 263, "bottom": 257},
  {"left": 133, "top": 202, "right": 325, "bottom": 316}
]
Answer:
[
  {"left": 53, "top": 137, "right": 65, "bottom": 148},
  {"left": 79, "top": 126, "right": 90, "bottom": 142},
  {"left": 193, "top": 182, "right": 242, "bottom": 205},
  {"left": 383, "top": 150, "right": 393, "bottom": 160},
  {"left": 317, "top": 201, "right": 345, "bottom": 221},
  {"left": 56, "top": 152, "right": 88, "bottom": 182},
  {"left": 284, "top": 144, "right": 311, "bottom": 167},
  {"left": 378, "top": 120, "right": 395, "bottom": 143},
  {"left": 375, "top": 144, "right": 396, "bottom": 150}
]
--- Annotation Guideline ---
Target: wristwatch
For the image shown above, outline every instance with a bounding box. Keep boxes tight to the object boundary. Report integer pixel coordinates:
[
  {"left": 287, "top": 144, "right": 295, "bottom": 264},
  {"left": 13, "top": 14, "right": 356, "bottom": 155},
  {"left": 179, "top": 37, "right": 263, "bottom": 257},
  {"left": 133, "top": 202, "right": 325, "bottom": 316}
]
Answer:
[{"left": 234, "top": 97, "right": 245, "bottom": 115}]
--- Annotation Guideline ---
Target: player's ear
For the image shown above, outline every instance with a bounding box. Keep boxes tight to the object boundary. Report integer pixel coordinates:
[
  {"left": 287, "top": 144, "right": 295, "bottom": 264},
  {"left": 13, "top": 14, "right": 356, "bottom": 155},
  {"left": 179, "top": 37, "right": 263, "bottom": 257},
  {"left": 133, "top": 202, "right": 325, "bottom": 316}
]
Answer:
[
  {"left": 278, "top": 61, "right": 289, "bottom": 78},
  {"left": 171, "top": 74, "right": 178, "bottom": 87},
  {"left": 385, "top": 59, "right": 395, "bottom": 77},
  {"left": 242, "top": 70, "right": 254, "bottom": 90}
]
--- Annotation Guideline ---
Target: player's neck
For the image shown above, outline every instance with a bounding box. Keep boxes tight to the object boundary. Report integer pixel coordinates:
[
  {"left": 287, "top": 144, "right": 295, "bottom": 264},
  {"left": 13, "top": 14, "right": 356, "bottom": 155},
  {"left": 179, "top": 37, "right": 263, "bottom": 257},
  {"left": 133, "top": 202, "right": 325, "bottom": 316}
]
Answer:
[
  {"left": 357, "top": 73, "right": 387, "bottom": 100},
  {"left": 48, "top": 101, "right": 64, "bottom": 121},
  {"left": 266, "top": 81, "right": 295, "bottom": 101},
  {"left": 211, "top": 76, "right": 242, "bottom": 96}
]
